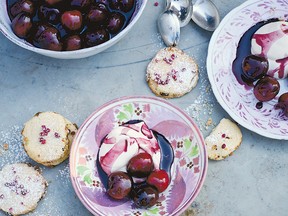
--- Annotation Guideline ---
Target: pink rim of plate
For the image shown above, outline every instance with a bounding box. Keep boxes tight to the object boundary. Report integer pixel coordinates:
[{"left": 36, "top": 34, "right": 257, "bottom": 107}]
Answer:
[
  {"left": 207, "top": 0, "right": 288, "bottom": 140},
  {"left": 70, "top": 96, "right": 208, "bottom": 216}
]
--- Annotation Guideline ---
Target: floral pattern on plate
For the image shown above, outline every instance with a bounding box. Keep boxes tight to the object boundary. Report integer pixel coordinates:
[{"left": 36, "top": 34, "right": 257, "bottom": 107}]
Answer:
[
  {"left": 207, "top": 0, "right": 288, "bottom": 140},
  {"left": 70, "top": 96, "right": 207, "bottom": 216}
]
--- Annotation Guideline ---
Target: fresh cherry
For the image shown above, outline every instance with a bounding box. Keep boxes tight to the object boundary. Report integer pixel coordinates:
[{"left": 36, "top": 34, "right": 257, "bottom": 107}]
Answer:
[
  {"left": 107, "top": 12, "right": 125, "bottom": 34},
  {"left": 275, "top": 92, "right": 288, "bottom": 117},
  {"left": 11, "top": 13, "right": 33, "bottom": 39},
  {"left": 9, "top": 0, "right": 34, "bottom": 18},
  {"left": 109, "top": 0, "right": 135, "bottom": 12},
  {"left": 38, "top": 5, "right": 60, "bottom": 25},
  {"left": 86, "top": 3, "right": 109, "bottom": 27},
  {"left": 63, "top": 35, "right": 82, "bottom": 51},
  {"left": 107, "top": 171, "right": 132, "bottom": 200},
  {"left": 130, "top": 184, "right": 159, "bottom": 208},
  {"left": 127, "top": 153, "right": 154, "bottom": 178},
  {"left": 32, "top": 25, "right": 62, "bottom": 51},
  {"left": 31, "top": 22, "right": 49, "bottom": 39},
  {"left": 253, "top": 76, "right": 280, "bottom": 102},
  {"left": 83, "top": 28, "right": 109, "bottom": 47},
  {"left": 61, "top": 10, "right": 83, "bottom": 31},
  {"left": 242, "top": 55, "right": 268, "bottom": 82},
  {"left": 146, "top": 169, "right": 169, "bottom": 193}
]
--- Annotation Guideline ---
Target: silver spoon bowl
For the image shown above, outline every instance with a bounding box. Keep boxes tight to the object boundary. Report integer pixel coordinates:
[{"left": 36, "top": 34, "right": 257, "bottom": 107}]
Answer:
[
  {"left": 158, "top": 0, "right": 220, "bottom": 47},
  {"left": 191, "top": 0, "right": 220, "bottom": 31},
  {"left": 166, "top": 0, "right": 193, "bottom": 27},
  {"left": 157, "top": 10, "right": 181, "bottom": 47}
]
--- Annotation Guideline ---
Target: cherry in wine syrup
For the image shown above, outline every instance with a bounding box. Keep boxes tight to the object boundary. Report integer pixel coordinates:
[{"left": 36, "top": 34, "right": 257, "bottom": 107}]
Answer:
[{"left": 232, "top": 18, "right": 279, "bottom": 87}]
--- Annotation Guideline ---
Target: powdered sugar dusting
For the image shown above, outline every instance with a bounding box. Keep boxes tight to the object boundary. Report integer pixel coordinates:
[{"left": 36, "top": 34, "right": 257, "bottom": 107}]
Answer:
[
  {"left": 184, "top": 61, "right": 217, "bottom": 136},
  {"left": 0, "top": 163, "right": 47, "bottom": 215},
  {"left": 147, "top": 47, "right": 199, "bottom": 97},
  {"left": 56, "top": 162, "right": 71, "bottom": 186},
  {"left": 0, "top": 125, "right": 32, "bottom": 167},
  {"left": 0, "top": 125, "right": 79, "bottom": 215}
]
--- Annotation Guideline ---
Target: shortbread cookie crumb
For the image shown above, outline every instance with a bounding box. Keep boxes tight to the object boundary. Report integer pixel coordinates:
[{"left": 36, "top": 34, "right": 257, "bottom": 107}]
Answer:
[
  {"left": 146, "top": 47, "right": 199, "bottom": 98},
  {"left": 205, "top": 118, "right": 242, "bottom": 160},
  {"left": 3, "top": 143, "right": 9, "bottom": 151}
]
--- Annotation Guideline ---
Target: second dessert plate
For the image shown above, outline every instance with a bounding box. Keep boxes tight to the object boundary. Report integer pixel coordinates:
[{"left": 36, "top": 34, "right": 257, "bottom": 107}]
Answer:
[
  {"left": 207, "top": 0, "right": 288, "bottom": 140},
  {"left": 70, "top": 96, "right": 207, "bottom": 216}
]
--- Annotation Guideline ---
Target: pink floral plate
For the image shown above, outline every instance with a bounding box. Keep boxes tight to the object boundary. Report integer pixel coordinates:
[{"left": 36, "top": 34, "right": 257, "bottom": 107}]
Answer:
[
  {"left": 70, "top": 96, "right": 207, "bottom": 216},
  {"left": 207, "top": 0, "right": 288, "bottom": 140}
]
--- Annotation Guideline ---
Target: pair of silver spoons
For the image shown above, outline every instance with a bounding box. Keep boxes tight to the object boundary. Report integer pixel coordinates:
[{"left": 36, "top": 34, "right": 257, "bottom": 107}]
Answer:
[{"left": 158, "top": 0, "right": 220, "bottom": 47}]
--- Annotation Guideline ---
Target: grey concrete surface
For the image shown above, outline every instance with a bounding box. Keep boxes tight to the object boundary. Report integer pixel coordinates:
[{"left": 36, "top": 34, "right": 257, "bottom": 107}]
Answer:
[{"left": 0, "top": 0, "right": 287, "bottom": 215}]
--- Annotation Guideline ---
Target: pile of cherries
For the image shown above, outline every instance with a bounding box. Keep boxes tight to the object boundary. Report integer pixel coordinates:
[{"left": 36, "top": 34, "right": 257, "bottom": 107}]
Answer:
[
  {"left": 242, "top": 54, "right": 288, "bottom": 116},
  {"left": 7, "top": 0, "right": 135, "bottom": 51},
  {"left": 107, "top": 152, "right": 170, "bottom": 208}
]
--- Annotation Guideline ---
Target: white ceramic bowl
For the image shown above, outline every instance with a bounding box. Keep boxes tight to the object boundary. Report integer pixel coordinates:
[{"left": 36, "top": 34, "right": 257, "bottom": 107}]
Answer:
[{"left": 0, "top": 0, "right": 147, "bottom": 59}]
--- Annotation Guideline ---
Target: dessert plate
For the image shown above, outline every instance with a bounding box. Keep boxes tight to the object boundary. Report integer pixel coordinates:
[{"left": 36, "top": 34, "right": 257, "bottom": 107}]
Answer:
[
  {"left": 70, "top": 96, "right": 207, "bottom": 216},
  {"left": 207, "top": 0, "right": 288, "bottom": 140}
]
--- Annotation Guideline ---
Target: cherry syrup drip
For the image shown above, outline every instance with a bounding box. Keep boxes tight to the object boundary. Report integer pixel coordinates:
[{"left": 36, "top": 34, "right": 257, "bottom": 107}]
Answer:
[
  {"left": 256, "top": 101, "right": 263, "bottom": 109},
  {"left": 232, "top": 18, "right": 279, "bottom": 87}
]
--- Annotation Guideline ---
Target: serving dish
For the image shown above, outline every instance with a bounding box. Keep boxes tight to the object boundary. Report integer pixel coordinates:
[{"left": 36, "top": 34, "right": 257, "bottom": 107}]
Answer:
[
  {"left": 207, "top": 0, "right": 288, "bottom": 140},
  {"left": 70, "top": 96, "right": 207, "bottom": 216},
  {"left": 0, "top": 0, "right": 147, "bottom": 59}
]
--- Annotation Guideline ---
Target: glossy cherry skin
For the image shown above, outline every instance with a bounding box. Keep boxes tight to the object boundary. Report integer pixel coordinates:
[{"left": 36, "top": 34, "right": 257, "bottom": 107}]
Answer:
[
  {"left": 95, "top": 0, "right": 109, "bottom": 4},
  {"left": 109, "top": 0, "right": 135, "bottom": 12},
  {"left": 146, "top": 169, "right": 169, "bottom": 193},
  {"left": 83, "top": 28, "right": 109, "bottom": 47},
  {"left": 61, "top": 10, "right": 83, "bottom": 31},
  {"left": 38, "top": 5, "right": 60, "bottom": 25},
  {"left": 127, "top": 153, "right": 154, "bottom": 178},
  {"left": 86, "top": 3, "right": 109, "bottom": 27},
  {"left": 253, "top": 76, "right": 280, "bottom": 102},
  {"left": 45, "top": 0, "right": 64, "bottom": 6},
  {"left": 107, "top": 12, "right": 125, "bottom": 34},
  {"left": 242, "top": 55, "right": 268, "bottom": 82},
  {"left": 9, "top": 0, "right": 34, "bottom": 18},
  {"left": 130, "top": 184, "right": 159, "bottom": 208},
  {"left": 32, "top": 25, "right": 62, "bottom": 51},
  {"left": 11, "top": 13, "right": 33, "bottom": 39},
  {"left": 63, "top": 35, "right": 82, "bottom": 51},
  {"left": 31, "top": 22, "right": 49, "bottom": 39},
  {"left": 107, "top": 171, "right": 132, "bottom": 200},
  {"left": 71, "top": 0, "right": 93, "bottom": 11},
  {"left": 275, "top": 92, "right": 288, "bottom": 117}
]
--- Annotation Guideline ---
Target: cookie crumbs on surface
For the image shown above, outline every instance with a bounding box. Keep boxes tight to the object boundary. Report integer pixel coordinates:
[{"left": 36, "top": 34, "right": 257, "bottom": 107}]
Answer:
[
  {"left": 206, "top": 118, "right": 213, "bottom": 126},
  {"left": 3, "top": 143, "right": 9, "bottom": 151}
]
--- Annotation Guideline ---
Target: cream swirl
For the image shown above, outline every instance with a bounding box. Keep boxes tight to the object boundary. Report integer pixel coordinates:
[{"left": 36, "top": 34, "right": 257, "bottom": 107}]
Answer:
[{"left": 98, "top": 121, "right": 160, "bottom": 175}]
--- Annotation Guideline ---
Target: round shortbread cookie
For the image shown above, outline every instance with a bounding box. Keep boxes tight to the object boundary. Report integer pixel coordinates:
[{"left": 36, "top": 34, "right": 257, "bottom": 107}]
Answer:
[
  {"left": 22, "top": 112, "right": 78, "bottom": 166},
  {"left": 205, "top": 118, "right": 242, "bottom": 160},
  {"left": 146, "top": 47, "right": 199, "bottom": 98},
  {"left": 0, "top": 163, "right": 48, "bottom": 215}
]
